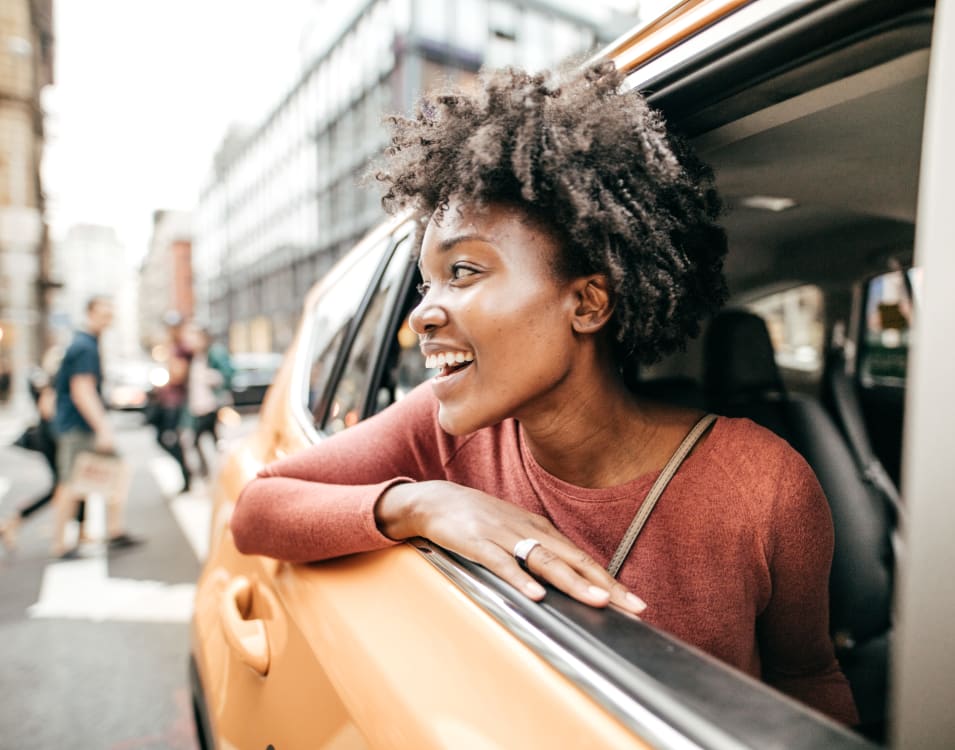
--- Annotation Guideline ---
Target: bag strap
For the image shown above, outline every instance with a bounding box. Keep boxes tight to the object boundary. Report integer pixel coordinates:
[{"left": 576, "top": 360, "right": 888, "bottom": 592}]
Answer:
[{"left": 606, "top": 413, "right": 718, "bottom": 578}]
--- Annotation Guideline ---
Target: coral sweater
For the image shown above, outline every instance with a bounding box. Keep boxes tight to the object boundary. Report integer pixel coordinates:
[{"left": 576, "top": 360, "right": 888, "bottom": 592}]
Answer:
[{"left": 231, "top": 383, "right": 858, "bottom": 726}]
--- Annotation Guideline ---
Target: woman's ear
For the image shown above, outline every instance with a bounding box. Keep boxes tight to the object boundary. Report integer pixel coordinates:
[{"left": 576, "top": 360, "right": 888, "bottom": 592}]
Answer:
[{"left": 570, "top": 275, "right": 614, "bottom": 334}]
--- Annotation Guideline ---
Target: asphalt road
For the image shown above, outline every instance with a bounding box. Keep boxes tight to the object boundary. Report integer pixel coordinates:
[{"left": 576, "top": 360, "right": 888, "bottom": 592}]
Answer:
[{"left": 0, "top": 409, "right": 235, "bottom": 750}]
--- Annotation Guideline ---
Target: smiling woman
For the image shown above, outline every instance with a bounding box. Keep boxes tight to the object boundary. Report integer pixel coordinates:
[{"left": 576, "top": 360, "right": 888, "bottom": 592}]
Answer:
[{"left": 230, "top": 62, "right": 858, "bottom": 726}]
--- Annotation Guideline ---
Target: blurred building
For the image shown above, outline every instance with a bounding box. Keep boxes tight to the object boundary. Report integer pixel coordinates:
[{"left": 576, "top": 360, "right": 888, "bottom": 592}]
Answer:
[
  {"left": 138, "top": 209, "right": 194, "bottom": 349},
  {"left": 49, "top": 223, "right": 140, "bottom": 363},
  {"left": 194, "top": 0, "right": 635, "bottom": 355},
  {"left": 0, "top": 0, "right": 53, "bottom": 403}
]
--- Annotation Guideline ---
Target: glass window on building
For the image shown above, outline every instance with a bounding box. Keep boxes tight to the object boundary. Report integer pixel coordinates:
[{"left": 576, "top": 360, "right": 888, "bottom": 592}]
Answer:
[
  {"left": 415, "top": 0, "right": 449, "bottom": 41},
  {"left": 746, "top": 284, "right": 825, "bottom": 377},
  {"left": 453, "top": 0, "right": 489, "bottom": 55}
]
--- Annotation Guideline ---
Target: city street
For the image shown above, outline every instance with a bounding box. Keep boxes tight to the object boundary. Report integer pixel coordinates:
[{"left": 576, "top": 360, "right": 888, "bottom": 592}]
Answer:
[{"left": 0, "top": 408, "right": 248, "bottom": 750}]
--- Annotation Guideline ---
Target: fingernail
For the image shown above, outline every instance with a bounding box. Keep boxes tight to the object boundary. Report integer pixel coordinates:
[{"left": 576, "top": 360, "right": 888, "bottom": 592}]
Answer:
[
  {"left": 526, "top": 581, "right": 546, "bottom": 598},
  {"left": 626, "top": 592, "right": 647, "bottom": 611},
  {"left": 588, "top": 586, "right": 610, "bottom": 600}
]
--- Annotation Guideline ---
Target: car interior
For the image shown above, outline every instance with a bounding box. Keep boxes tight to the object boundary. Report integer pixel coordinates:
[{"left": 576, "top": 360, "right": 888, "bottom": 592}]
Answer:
[{"left": 299, "top": 4, "right": 933, "bottom": 745}]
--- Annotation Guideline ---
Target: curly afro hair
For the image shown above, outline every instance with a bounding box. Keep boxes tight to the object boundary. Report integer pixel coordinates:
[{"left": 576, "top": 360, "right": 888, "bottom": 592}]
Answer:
[{"left": 376, "top": 62, "right": 727, "bottom": 375}]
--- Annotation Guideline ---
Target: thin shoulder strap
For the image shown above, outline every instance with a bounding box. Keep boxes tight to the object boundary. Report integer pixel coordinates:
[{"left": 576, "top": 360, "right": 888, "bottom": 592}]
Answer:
[{"left": 606, "top": 413, "right": 718, "bottom": 578}]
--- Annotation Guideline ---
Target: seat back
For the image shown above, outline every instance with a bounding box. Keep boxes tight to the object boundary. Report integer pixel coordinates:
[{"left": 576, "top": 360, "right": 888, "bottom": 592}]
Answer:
[{"left": 703, "top": 310, "right": 895, "bottom": 648}]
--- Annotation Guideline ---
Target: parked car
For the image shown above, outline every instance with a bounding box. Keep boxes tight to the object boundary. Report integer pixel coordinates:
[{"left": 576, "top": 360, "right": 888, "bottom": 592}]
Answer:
[
  {"left": 191, "top": 1, "right": 954, "bottom": 748},
  {"left": 102, "top": 359, "right": 164, "bottom": 412},
  {"left": 229, "top": 352, "right": 283, "bottom": 408}
]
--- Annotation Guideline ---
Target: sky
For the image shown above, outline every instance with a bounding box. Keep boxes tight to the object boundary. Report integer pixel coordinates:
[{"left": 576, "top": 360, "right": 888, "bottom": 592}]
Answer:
[
  {"left": 42, "top": 0, "right": 659, "bottom": 267},
  {"left": 43, "top": 0, "right": 310, "bottom": 264}
]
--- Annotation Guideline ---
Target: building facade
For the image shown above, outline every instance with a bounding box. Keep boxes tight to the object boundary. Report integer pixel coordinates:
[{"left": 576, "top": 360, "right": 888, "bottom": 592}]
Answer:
[
  {"left": 194, "top": 0, "right": 631, "bottom": 355},
  {"left": 0, "top": 0, "right": 53, "bottom": 403},
  {"left": 50, "top": 223, "right": 141, "bottom": 363},
  {"left": 138, "top": 209, "right": 194, "bottom": 350}
]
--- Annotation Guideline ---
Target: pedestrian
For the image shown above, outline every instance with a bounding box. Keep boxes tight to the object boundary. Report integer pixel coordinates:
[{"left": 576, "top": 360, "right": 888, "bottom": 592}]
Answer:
[
  {"left": 185, "top": 324, "right": 232, "bottom": 478},
  {"left": 153, "top": 311, "right": 193, "bottom": 493},
  {"left": 0, "top": 347, "right": 88, "bottom": 553},
  {"left": 230, "top": 64, "right": 857, "bottom": 724},
  {"left": 49, "top": 296, "right": 142, "bottom": 558}
]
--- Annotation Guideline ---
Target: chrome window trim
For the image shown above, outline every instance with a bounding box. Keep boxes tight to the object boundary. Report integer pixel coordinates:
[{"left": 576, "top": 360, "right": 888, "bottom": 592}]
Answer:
[
  {"left": 619, "top": 0, "right": 813, "bottom": 93},
  {"left": 415, "top": 543, "right": 875, "bottom": 750},
  {"left": 415, "top": 543, "right": 705, "bottom": 750}
]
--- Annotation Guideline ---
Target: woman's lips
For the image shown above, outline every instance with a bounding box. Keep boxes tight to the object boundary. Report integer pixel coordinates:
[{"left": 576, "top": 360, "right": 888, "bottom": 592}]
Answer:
[{"left": 431, "top": 358, "right": 474, "bottom": 395}]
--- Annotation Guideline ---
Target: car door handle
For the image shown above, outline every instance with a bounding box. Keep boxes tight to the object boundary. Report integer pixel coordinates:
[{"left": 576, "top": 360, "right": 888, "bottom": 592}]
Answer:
[{"left": 220, "top": 576, "right": 270, "bottom": 675}]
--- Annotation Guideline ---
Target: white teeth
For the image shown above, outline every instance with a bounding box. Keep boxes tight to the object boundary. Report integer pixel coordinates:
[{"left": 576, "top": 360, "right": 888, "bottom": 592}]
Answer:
[{"left": 424, "top": 351, "right": 474, "bottom": 370}]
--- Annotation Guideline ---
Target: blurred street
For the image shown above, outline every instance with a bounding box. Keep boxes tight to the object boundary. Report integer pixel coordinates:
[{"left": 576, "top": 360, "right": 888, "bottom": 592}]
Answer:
[{"left": 0, "top": 406, "right": 254, "bottom": 750}]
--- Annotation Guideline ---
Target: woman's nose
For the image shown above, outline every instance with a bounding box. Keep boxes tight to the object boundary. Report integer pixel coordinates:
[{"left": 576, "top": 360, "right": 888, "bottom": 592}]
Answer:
[{"left": 408, "top": 292, "right": 448, "bottom": 334}]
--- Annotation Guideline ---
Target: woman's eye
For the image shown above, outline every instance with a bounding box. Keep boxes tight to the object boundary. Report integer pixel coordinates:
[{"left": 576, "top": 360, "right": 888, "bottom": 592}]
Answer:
[
  {"left": 415, "top": 282, "right": 430, "bottom": 298},
  {"left": 450, "top": 264, "right": 478, "bottom": 281}
]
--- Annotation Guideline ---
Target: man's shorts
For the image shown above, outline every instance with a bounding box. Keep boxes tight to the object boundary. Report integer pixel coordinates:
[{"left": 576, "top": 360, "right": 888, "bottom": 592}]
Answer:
[{"left": 56, "top": 430, "right": 95, "bottom": 481}]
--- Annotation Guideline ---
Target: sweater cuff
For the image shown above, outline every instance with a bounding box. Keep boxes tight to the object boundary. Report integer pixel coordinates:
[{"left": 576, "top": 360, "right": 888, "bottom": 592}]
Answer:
[{"left": 360, "top": 477, "right": 415, "bottom": 547}]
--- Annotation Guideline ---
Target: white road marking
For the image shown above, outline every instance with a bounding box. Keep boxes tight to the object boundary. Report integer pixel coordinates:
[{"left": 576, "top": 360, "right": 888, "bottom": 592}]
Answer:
[
  {"left": 148, "top": 455, "right": 187, "bottom": 498},
  {"left": 28, "top": 494, "right": 195, "bottom": 623},
  {"left": 149, "top": 455, "right": 212, "bottom": 563},
  {"left": 26, "top": 451, "right": 215, "bottom": 623},
  {"left": 170, "top": 493, "right": 211, "bottom": 562},
  {"left": 27, "top": 555, "right": 195, "bottom": 623}
]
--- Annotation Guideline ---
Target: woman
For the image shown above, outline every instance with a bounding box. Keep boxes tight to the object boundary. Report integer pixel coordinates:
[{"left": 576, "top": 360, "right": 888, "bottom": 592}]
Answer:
[{"left": 231, "top": 64, "right": 858, "bottom": 725}]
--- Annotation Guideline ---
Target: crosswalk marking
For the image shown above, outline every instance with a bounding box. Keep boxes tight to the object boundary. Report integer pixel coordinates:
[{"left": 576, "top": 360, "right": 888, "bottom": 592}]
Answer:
[{"left": 26, "top": 456, "right": 213, "bottom": 623}]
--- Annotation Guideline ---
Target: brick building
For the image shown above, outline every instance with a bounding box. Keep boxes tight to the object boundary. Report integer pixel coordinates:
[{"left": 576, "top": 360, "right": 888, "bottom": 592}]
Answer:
[{"left": 0, "top": 0, "right": 53, "bottom": 403}]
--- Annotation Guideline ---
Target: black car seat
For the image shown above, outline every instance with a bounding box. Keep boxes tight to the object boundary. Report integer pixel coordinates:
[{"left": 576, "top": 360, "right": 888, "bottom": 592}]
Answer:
[
  {"left": 822, "top": 345, "right": 904, "bottom": 518},
  {"left": 703, "top": 309, "right": 895, "bottom": 738}
]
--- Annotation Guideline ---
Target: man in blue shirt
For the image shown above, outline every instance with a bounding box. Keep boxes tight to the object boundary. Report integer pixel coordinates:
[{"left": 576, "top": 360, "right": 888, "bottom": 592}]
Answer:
[{"left": 51, "top": 296, "right": 142, "bottom": 558}]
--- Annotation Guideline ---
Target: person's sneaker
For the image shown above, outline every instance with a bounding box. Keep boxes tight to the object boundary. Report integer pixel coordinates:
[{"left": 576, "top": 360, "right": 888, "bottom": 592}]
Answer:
[
  {"left": 57, "top": 547, "right": 82, "bottom": 561},
  {"left": 107, "top": 533, "right": 145, "bottom": 550},
  {"left": 0, "top": 517, "right": 19, "bottom": 553}
]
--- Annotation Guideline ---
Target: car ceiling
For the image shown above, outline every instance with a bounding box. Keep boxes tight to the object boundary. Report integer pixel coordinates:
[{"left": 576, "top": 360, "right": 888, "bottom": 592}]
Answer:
[{"left": 690, "top": 49, "right": 929, "bottom": 298}]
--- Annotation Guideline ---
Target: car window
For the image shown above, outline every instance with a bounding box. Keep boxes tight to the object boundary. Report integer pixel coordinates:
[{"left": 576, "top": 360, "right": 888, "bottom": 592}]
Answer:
[
  {"left": 371, "top": 265, "right": 432, "bottom": 415},
  {"left": 324, "top": 236, "right": 414, "bottom": 434},
  {"left": 303, "top": 237, "right": 392, "bottom": 425},
  {"left": 859, "top": 268, "right": 914, "bottom": 389},
  {"left": 746, "top": 284, "right": 825, "bottom": 379}
]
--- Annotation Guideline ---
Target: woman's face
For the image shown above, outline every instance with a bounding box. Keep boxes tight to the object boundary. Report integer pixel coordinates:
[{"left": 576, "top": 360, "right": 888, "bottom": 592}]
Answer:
[{"left": 410, "top": 200, "right": 593, "bottom": 435}]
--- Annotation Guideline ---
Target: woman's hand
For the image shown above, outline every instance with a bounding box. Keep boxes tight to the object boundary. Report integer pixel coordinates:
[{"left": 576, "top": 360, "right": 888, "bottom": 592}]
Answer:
[{"left": 375, "top": 480, "right": 646, "bottom": 615}]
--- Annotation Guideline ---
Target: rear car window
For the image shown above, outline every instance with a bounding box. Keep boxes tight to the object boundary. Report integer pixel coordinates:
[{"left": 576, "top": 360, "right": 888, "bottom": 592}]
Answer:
[
  {"left": 859, "top": 268, "right": 915, "bottom": 389},
  {"left": 746, "top": 284, "right": 825, "bottom": 378}
]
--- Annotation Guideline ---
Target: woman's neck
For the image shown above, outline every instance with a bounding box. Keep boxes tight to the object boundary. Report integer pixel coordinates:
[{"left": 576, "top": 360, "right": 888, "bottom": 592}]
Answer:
[{"left": 517, "top": 368, "right": 663, "bottom": 489}]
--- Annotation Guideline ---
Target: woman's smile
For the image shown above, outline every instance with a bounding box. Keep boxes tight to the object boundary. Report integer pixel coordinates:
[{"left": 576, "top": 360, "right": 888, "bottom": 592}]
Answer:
[{"left": 409, "top": 200, "right": 586, "bottom": 436}]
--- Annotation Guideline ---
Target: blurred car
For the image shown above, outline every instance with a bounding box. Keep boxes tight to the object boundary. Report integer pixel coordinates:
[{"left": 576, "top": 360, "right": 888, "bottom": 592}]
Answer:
[
  {"left": 190, "top": 1, "right": 954, "bottom": 748},
  {"left": 102, "top": 359, "right": 166, "bottom": 411},
  {"left": 229, "top": 352, "right": 283, "bottom": 408}
]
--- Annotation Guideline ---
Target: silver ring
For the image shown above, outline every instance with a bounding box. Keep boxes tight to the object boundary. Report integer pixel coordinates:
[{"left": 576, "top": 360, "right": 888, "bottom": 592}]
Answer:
[{"left": 513, "top": 538, "right": 541, "bottom": 571}]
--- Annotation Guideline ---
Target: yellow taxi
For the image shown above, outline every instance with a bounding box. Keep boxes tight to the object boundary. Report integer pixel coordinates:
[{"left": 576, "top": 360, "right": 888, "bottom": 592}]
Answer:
[{"left": 190, "top": 0, "right": 955, "bottom": 747}]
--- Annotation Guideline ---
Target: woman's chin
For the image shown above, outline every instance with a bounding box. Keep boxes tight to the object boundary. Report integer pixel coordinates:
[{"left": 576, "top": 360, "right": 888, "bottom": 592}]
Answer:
[{"left": 436, "top": 402, "right": 497, "bottom": 437}]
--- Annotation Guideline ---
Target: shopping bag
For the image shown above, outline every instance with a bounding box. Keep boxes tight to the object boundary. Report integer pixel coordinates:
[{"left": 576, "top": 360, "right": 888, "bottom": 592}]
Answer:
[{"left": 69, "top": 450, "right": 125, "bottom": 497}]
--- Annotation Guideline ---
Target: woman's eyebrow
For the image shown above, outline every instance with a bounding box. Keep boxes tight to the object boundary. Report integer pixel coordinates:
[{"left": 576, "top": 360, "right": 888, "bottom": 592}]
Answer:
[{"left": 438, "top": 233, "right": 490, "bottom": 251}]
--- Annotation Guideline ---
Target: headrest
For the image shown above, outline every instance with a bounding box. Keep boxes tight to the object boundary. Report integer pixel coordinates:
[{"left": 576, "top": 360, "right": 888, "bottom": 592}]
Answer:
[{"left": 704, "top": 309, "right": 785, "bottom": 405}]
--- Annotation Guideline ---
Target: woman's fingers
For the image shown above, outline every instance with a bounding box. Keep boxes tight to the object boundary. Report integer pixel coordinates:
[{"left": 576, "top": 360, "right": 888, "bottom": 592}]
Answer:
[
  {"left": 473, "top": 539, "right": 547, "bottom": 600},
  {"left": 526, "top": 534, "right": 647, "bottom": 614},
  {"left": 523, "top": 543, "right": 614, "bottom": 607}
]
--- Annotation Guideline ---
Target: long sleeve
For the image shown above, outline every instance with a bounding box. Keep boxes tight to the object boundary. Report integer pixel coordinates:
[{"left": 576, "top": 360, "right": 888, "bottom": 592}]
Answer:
[
  {"left": 757, "top": 452, "right": 860, "bottom": 726},
  {"left": 231, "top": 383, "right": 451, "bottom": 563}
]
